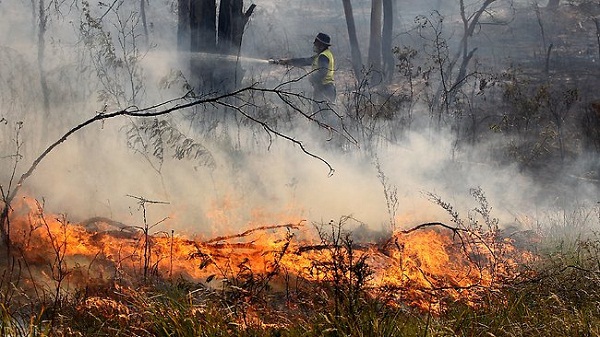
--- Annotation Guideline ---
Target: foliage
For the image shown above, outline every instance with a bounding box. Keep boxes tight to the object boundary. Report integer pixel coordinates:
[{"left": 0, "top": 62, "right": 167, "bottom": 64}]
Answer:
[
  {"left": 125, "top": 118, "right": 215, "bottom": 173},
  {"left": 79, "top": 0, "right": 147, "bottom": 108},
  {"left": 495, "top": 72, "right": 582, "bottom": 171}
]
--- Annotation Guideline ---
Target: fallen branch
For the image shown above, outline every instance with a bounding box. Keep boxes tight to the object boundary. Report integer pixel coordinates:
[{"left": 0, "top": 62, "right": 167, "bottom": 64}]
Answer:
[
  {"left": 202, "top": 221, "right": 305, "bottom": 244},
  {"left": 295, "top": 243, "right": 371, "bottom": 254},
  {"left": 199, "top": 242, "right": 259, "bottom": 250},
  {"left": 399, "top": 222, "right": 469, "bottom": 235}
]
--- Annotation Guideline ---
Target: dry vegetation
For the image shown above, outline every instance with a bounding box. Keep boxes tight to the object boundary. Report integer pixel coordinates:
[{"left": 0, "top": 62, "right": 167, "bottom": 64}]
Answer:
[
  {"left": 1, "top": 0, "right": 600, "bottom": 336},
  {"left": 0, "top": 195, "right": 599, "bottom": 336}
]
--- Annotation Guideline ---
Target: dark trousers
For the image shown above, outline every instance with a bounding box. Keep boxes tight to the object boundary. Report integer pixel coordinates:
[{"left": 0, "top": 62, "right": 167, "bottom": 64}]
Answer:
[
  {"left": 313, "top": 83, "right": 336, "bottom": 104},
  {"left": 312, "top": 83, "right": 339, "bottom": 132}
]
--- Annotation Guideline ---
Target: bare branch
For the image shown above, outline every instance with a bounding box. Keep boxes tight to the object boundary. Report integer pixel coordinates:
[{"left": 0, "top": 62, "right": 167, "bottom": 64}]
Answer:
[
  {"left": 399, "top": 222, "right": 469, "bottom": 235},
  {"left": 3, "top": 84, "right": 335, "bottom": 209},
  {"left": 216, "top": 100, "right": 335, "bottom": 175},
  {"left": 203, "top": 221, "right": 305, "bottom": 244},
  {"left": 126, "top": 194, "right": 170, "bottom": 205},
  {"left": 1, "top": 84, "right": 339, "bottom": 248}
]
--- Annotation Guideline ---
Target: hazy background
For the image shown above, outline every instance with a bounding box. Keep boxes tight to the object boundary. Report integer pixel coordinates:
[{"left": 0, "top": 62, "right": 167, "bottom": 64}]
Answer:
[{"left": 0, "top": 0, "right": 597, "bottom": 238}]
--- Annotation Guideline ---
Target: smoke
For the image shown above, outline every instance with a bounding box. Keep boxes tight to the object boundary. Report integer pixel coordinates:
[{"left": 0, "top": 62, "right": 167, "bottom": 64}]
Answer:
[
  {"left": 14, "top": 92, "right": 595, "bottom": 238},
  {"left": 1, "top": 0, "right": 598, "bottom": 240}
]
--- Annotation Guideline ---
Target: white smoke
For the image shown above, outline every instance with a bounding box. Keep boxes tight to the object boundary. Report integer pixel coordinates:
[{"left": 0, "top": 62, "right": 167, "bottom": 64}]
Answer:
[{"left": 1, "top": 0, "right": 598, "bottom": 240}]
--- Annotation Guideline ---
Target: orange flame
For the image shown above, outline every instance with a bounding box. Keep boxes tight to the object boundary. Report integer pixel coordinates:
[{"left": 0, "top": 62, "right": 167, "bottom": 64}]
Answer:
[{"left": 6, "top": 196, "right": 535, "bottom": 312}]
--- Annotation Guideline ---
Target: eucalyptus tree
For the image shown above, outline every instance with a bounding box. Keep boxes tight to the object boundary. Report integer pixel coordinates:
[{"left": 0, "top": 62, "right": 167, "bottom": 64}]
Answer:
[
  {"left": 368, "top": 0, "right": 383, "bottom": 84},
  {"left": 382, "top": 0, "right": 395, "bottom": 82},
  {"left": 342, "top": 0, "right": 363, "bottom": 82},
  {"left": 547, "top": 0, "right": 559, "bottom": 8},
  {"left": 341, "top": 0, "right": 396, "bottom": 84},
  {"left": 177, "top": 0, "right": 255, "bottom": 93}
]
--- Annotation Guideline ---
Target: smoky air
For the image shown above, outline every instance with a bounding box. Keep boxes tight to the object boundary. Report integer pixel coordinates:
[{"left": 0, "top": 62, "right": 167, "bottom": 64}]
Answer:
[{"left": 0, "top": 0, "right": 597, "bottom": 238}]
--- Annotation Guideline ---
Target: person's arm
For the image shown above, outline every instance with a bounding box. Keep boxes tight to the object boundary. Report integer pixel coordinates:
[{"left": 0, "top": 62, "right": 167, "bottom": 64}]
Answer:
[
  {"left": 287, "top": 56, "right": 314, "bottom": 67},
  {"left": 271, "top": 56, "right": 314, "bottom": 67}
]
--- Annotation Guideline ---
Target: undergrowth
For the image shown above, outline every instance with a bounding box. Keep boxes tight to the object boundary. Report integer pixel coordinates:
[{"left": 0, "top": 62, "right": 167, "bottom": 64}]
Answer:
[
  {"left": 0, "top": 230, "right": 598, "bottom": 336},
  {"left": 1, "top": 191, "right": 598, "bottom": 336}
]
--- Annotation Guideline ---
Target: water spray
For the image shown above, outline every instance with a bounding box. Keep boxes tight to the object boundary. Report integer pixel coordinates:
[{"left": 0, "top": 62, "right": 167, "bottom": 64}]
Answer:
[{"left": 189, "top": 52, "right": 271, "bottom": 64}]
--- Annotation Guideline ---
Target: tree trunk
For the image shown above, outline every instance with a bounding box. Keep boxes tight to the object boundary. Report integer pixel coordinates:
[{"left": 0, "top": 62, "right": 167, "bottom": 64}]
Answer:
[
  {"left": 342, "top": 0, "right": 363, "bottom": 82},
  {"left": 368, "top": 0, "right": 383, "bottom": 85},
  {"left": 217, "top": 0, "right": 255, "bottom": 89},
  {"left": 188, "top": 0, "right": 217, "bottom": 91},
  {"left": 190, "top": 0, "right": 216, "bottom": 53},
  {"left": 37, "top": 0, "right": 50, "bottom": 117},
  {"left": 546, "top": 0, "right": 559, "bottom": 9},
  {"left": 218, "top": 0, "right": 238, "bottom": 55},
  {"left": 217, "top": 0, "right": 255, "bottom": 55},
  {"left": 179, "top": 0, "right": 253, "bottom": 92},
  {"left": 448, "top": 0, "right": 495, "bottom": 100},
  {"left": 140, "top": 0, "right": 149, "bottom": 46},
  {"left": 382, "top": 0, "right": 394, "bottom": 83},
  {"left": 177, "top": 0, "right": 190, "bottom": 51}
]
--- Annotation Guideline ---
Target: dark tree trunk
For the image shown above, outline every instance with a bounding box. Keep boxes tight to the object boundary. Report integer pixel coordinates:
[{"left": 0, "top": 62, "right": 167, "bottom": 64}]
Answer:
[
  {"left": 217, "top": 0, "right": 255, "bottom": 54},
  {"left": 190, "top": 0, "right": 216, "bottom": 53},
  {"left": 342, "top": 0, "right": 363, "bottom": 82},
  {"left": 218, "top": 0, "right": 243, "bottom": 54},
  {"left": 177, "top": 0, "right": 190, "bottom": 51},
  {"left": 368, "top": 0, "right": 383, "bottom": 85},
  {"left": 382, "top": 0, "right": 394, "bottom": 82},
  {"left": 547, "top": 0, "right": 559, "bottom": 9},
  {"left": 179, "top": 0, "right": 253, "bottom": 93},
  {"left": 217, "top": 0, "right": 255, "bottom": 89},
  {"left": 187, "top": 0, "right": 217, "bottom": 91}
]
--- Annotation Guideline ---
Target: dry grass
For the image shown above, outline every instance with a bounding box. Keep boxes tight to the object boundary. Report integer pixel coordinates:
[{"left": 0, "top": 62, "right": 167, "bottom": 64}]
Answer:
[{"left": 0, "top": 224, "right": 598, "bottom": 336}]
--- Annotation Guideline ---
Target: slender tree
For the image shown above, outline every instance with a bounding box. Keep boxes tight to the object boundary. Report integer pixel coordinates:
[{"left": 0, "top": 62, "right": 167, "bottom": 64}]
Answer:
[
  {"left": 368, "top": 0, "right": 383, "bottom": 84},
  {"left": 342, "top": 0, "right": 364, "bottom": 82},
  {"left": 37, "top": 0, "right": 50, "bottom": 117},
  {"left": 547, "top": 0, "right": 560, "bottom": 9},
  {"left": 382, "top": 0, "right": 394, "bottom": 82},
  {"left": 140, "top": 0, "right": 149, "bottom": 46},
  {"left": 441, "top": 0, "right": 497, "bottom": 107}
]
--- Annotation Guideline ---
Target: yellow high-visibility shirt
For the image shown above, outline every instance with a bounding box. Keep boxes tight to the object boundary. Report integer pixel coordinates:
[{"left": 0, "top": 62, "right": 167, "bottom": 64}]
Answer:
[{"left": 312, "top": 49, "right": 334, "bottom": 85}]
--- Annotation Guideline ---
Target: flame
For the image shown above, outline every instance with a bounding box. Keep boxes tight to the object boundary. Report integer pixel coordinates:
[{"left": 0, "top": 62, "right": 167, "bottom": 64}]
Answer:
[{"left": 5, "top": 196, "right": 535, "bottom": 313}]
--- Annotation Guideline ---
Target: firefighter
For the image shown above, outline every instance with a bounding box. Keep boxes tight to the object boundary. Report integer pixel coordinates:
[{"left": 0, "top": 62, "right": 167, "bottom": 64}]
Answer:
[{"left": 270, "top": 32, "right": 337, "bottom": 110}]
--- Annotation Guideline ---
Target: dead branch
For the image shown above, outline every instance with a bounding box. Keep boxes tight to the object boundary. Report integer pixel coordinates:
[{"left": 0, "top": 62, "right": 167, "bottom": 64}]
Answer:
[
  {"left": 399, "top": 222, "right": 469, "bottom": 235},
  {"left": 389, "top": 221, "right": 503, "bottom": 283},
  {"left": 199, "top": 242, "right": 259, "bottom": 250},
  {"left": 294, "top": 243, "right": 371, "bottom": 254},
  {"left": 376, "top": 222, "right": 470, "bottom": 255},
  {"left": 1, "top": 83, "right": 337, "bottom": 247},
  {"left": 202, "top": 221, "right": 305, "bottom": 244},
  {"left": 126, "top": 194, "right": 170, "bottom": 205},
  {"left": 218, "top": 98, "right": 336, "bottom": 175}
]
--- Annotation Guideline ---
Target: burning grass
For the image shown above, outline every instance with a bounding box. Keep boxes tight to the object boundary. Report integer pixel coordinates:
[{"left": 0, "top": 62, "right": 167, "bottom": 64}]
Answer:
[{"left": 1, "top": 196, "right": 599, "bottom": 336}]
